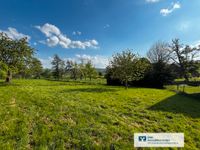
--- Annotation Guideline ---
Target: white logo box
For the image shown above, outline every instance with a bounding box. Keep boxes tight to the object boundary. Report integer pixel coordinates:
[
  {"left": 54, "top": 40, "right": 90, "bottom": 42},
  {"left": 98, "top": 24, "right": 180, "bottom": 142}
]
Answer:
[{"left": 134, "top": 133, "right": 184, "bottom": 147}]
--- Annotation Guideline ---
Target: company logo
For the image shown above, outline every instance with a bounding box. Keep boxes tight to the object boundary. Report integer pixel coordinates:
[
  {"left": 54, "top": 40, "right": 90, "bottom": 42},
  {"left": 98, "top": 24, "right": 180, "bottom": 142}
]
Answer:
[
  {"left": 134, "top": 133, "right": 184, "bottom": 147},
  {"left": 139, "top": 136, "right": 147, "bottom": 142}
]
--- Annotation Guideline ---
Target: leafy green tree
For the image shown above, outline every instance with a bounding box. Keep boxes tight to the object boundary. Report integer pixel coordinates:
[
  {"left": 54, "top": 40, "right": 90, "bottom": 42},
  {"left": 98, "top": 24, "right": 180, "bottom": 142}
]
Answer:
[
  {"left": 41, "top": 68, "right": 52, "bottom": 79},
  {"left": 29, "top": 58, "right": 43, "bottom": 78},
  {"left": 0, "top": 61, "right": 8, "bottom": 79},
  {"left": 72, "top": 62, "right": 80, "bottom": 80},
  {"left": 51, "top": 54, "right": 65, "bottom": 80},
  {"left": 0, "top": 33, "right": 35, "bottom": 82},
  {"left": 79, "top": 63, "right": 86, "bottom": 80},
  {"left": 85, "top": 60, "right": 97, "bottom": 81},
  {"left": 149, "top": 61, "right": 174, "bottom": 88},
  {"left": 108, "top": 50, "right": 148, "bottom": 88},
  {"left": 16, "top": 57, "right": 43, "bottom": 78},
  {"left": 65, "top": 60, "right": 80, "bottom": 80}
]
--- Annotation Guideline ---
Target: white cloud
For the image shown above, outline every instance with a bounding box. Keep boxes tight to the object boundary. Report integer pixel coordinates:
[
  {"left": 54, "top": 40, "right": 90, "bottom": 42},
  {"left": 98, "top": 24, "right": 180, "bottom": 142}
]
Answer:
[
  {"left": 0, "top": 27, "right": 31, "bottom": 41},
  {"left": 104, "top": 24, "right": 110, "bottom": 29},
  {"left": 191, "top": 41, "right": 200, "bottom": 49},
  {"left": 72, "top": 31, "right": 82, "bottom": 35},
  {"left": 146, "top": 0, "right": 160, "bottom": 3},
  {"left": 178, "top": 21, "right": 190, "bottom": 31},
  {"left": 39, "top": 57, "right": 53, "bottom": 68},
  {"left": 160, "top": 2, "right": 181, "bottom": 16},
  {"left": 75, "top": 54, "right": 109, "bottom": 68},
  {"left": 46, "top": 36, "right": 59, "bottom": 47},
  {"left": 35, "top": 23, "right": 60, "bottom": 37},
  {"left": 36, "top": 23, "right": 98, "bottom": 49}
]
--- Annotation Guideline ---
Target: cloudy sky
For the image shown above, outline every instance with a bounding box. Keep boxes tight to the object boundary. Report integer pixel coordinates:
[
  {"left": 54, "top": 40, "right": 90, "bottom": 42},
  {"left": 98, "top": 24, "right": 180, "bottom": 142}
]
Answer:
[{"left": 0, "top": 0, "right": 200, "bottom": 68}]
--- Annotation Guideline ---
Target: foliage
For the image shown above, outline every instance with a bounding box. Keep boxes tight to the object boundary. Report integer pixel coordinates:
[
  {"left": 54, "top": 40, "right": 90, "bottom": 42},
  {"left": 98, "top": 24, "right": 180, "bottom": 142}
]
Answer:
[
  {"left": 107, "top": 50, "right": 149, "bottom": 88},
  {"left": 41, "top": 68, "right": 52, "bottom": 79},
  {"left": 65, "top": 60, "right": 80, "bottom": 80},
  {"left": 64, "top": 59, "right": 97, "bottom": 81},
  {"left": 85, "top": 60, "right": 97, "bottom": 81},
  {"left": 0, "top": 33, "right": 36, "bottom": 82},
  {"left": 169, "top": 39, "right": 200, "bottom": 81},
  {"left": 148, "top": 61, "right": 175, "bottom": 88},
  {"left": 51, "top": 54, "right": 65, "bottom": 80},
  {"left": 29, "top": 57, "right": 43, "bottom": 78},
  {"left": 0, "top": 61, "right": 8, "bottom": 79}
]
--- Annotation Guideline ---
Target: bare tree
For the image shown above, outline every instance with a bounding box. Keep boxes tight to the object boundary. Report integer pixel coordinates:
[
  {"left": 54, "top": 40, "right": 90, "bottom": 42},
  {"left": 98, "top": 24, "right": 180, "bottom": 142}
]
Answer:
[
  {"left": 147, "top": 41, "right": 170, "bottom": 63},
  {"left": 169, "top": 39, "right": 200, "bottom": 81}
]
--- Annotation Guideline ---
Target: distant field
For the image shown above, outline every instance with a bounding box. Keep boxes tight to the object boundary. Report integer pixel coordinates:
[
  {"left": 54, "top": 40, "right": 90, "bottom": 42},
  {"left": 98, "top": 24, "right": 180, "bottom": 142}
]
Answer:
[
  {"left": 166, "top": 85, "right": 199, "bottom": 93},
  {"left": 175, "top": 77, "right": 200, "bottom": 82},
  {"left": 0, "top": 80, "right": 200, "bottom": 149}
]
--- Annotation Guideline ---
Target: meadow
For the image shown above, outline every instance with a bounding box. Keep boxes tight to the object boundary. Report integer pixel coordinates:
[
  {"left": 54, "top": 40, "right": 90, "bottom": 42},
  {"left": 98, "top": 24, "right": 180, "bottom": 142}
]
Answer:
[{"left": 0, "top": 79, "right": 200, "bottom": 149}]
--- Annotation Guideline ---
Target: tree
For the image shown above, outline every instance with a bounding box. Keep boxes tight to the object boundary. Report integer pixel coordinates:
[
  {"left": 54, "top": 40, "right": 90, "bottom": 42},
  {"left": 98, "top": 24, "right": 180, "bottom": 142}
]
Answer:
[
  {"left": 107, "top": 50, "right": 149, "bottom": 88},
  {"left": 79, "top": 63, "right": 86, "bottom": 80},
  {"left": 29, "top": 58, "right": 43, "bottom": 78},
  {"left": 147, "top": 41, "right": 170, "bottom": 63},
  {"left": 41, "top": 68, "right": 52, "bottom": 79},
  {"left": 149, "top": 61, "right": 174, "bottom": 88},
  {"left": 0, "top": 33, "right": 35, "bottom": 82},
  {"left": 0, "top": 61, "right": 8, "bottom": 79},
  {"left": 16, "top": 57, "right": 43, "bottom": 79},
  {"left": 146, "top": 41, "right": 175, "bottom": 88},
  {"left": 169, "top": 39, "right": 200, "bottom": 81},
  {"left": 65, "top": 60, "right": 80, "bottom": 80},
  {"left": 51, "top": 54, "right": 65, "bottom": 80},
  {"left": 85, "top": 60, "right": 97, "bottom": 81},
  {"left": 71, "top": 61, "right": 79, "bottom": 80}
]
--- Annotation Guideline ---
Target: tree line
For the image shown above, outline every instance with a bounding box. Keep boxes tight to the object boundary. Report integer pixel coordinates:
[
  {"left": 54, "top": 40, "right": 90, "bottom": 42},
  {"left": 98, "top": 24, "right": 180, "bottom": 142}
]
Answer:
[
  {"left": 1, "top": 32, "right": 199, "bottom": 86},
  {"left": 106, "top": 39, "right": 200, "bottom": 88},
  {"left": 50, "top": 54, "right": 98, "bottom": 80},
  {"left": 0, "top": 33, "right": 100, "bottom": 82}
]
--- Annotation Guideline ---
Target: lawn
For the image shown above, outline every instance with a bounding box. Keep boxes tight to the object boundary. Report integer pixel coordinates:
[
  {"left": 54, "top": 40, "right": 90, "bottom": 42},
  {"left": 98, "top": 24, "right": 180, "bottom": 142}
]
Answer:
[{"left": 0, "top": 79, "right": 200, "bottom": 149}]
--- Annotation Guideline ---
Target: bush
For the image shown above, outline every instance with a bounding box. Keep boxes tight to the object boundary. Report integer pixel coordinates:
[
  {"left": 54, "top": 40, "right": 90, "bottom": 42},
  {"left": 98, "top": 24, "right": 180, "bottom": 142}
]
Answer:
[{"left": 105, "top": 61, "right": 175, "bottom": 88}]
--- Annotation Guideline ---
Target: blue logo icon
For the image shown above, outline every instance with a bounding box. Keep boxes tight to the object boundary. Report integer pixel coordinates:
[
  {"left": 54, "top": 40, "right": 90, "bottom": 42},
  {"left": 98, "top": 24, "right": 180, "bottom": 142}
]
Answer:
[{"left": 139, "top": 136, "right": 147, "bottom": 142}]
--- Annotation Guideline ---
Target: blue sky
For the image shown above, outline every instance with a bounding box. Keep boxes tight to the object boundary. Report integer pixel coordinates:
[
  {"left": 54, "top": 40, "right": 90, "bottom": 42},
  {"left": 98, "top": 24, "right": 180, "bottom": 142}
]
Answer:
[{"left": 0, "top": 0, "right": 200, "bottom": 68}]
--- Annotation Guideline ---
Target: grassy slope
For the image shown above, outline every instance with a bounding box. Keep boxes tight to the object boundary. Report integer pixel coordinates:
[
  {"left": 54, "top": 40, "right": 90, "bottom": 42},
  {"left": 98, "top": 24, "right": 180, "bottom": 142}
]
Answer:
[{"left": 0, "top": 80, "right": 200, "bottom": 149}]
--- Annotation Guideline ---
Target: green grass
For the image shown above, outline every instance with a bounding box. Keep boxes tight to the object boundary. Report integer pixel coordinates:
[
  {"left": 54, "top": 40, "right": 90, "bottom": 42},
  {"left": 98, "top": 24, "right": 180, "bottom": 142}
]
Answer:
[
  {"left": 0, "top": 79, "right": 200, "bottom": 149},
  {"left": 175, "top": 77, "right": 200, "bottom": 82}
]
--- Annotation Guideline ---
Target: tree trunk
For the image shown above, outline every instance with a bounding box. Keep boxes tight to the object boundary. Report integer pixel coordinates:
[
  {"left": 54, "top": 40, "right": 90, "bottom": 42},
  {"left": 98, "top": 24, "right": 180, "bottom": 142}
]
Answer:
[
  {"left": 6, "top": 70, "right": 12, "bottom": 83},
  {"left": 184, "top": 74, "right": 189, "bottom": 83},
  {"left": 125, "top": 80, "right": 128, "bottom": 89}
]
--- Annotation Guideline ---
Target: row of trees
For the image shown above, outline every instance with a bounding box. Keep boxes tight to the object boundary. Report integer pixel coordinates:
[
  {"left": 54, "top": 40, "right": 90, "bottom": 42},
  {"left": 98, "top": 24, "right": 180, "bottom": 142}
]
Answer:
[
  {"left": 1, "top": 31, "right": 199, "bottom": 86},
  {"left": 51, "top": 54, "right": 98, "bottom": 80},
  {"left": 106, "top": 39, "right": 200, "bottom": 88},
  {"left": 0, "top": 33, "right": 99, "bottom": 82},
  {"left": 0, "top": 33, "right": 43, "bottom": 82},
  {"left": 147, "top": 39, "right": 200, "bottom": 81}
]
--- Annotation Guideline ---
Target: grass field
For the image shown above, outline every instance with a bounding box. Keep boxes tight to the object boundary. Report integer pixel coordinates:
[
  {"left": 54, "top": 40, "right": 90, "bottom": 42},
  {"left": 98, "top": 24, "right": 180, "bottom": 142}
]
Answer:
[
  {"left": 0, "top": 79, "right": 200, "bottom": 149},
  {"left": 175, "top": 77, "right": 200, "bottom": 82}
]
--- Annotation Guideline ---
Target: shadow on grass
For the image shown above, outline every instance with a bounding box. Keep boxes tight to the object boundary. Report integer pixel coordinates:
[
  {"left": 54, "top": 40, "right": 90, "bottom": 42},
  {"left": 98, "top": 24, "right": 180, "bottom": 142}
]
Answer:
[
  {"left": 46, "top": 79, "right": 106, "bottom": 85},
  {"left": 186, "top": 93, "right": 200, "bottom": 99},
  {"left": 62, "top": 87, "right": 118, "bottom": 93},
  {"left": 149, "top": 93, "right": 200, "bottom": 118},
  {"left": 0, "top": 81, "right": 20, "bottom": 87}
]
